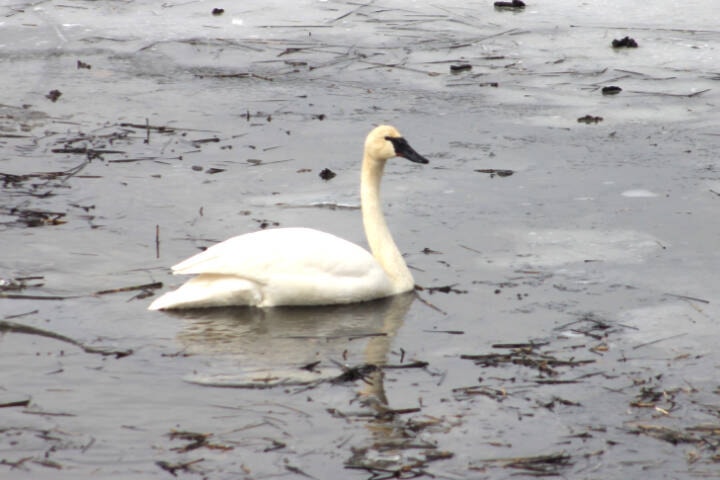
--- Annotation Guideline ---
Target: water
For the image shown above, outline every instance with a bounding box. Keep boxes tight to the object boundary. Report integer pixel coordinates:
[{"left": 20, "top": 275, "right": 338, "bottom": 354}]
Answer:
[{"left": 1, "top": 1, "right": 719, "bottom": 478}]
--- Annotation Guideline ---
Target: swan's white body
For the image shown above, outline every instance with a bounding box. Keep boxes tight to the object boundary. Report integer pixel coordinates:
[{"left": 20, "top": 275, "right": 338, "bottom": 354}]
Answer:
[
  {"left": 148, "top": 125, "right": 428, "bottom": 310},
  {"left": 150, "top": 228, "right": 394, "bottom": 308}
]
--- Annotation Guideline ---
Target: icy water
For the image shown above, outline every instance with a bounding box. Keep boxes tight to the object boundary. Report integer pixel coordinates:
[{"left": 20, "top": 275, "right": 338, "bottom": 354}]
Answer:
[{"left": 1, "top": 0, "right": 719, "bottom": 478}]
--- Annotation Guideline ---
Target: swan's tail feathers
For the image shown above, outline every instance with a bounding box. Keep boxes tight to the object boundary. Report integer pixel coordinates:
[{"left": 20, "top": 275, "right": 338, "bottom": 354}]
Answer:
[{"left": 147, "top": 274, "right": 261, "bottom": 310}]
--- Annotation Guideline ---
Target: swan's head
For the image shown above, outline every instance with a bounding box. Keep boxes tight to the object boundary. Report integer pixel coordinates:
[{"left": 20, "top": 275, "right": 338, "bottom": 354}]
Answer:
[{"left": 365, "top": 125, "right": 430, "bottom": 165}]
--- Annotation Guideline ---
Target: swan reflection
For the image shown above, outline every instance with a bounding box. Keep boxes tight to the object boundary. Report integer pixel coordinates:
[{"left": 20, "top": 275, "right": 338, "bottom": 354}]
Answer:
[{"left": 171, "top": 292, "right": 414, "bottom": 392}]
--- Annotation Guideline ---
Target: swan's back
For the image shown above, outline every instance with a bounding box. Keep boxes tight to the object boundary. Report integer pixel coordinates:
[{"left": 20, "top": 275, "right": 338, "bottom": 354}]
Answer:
[{"left": 149, "top": 228, "right": 394, "bottom": 309}]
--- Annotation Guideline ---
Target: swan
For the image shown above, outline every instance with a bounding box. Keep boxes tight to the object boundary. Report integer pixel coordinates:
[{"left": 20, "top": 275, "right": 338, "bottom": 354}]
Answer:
[{"left": 148, "top": 125, "right": 429, "bottom": 310}]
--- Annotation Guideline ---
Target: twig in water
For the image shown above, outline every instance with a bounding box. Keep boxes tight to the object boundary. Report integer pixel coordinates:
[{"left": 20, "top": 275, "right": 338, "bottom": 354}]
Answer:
[
  {"left": 285, "top": 464, "right": 316, "bottom": 479},
  {"left": 156, "top": 458, "right": 205, "bottom": 476},
  {"left": 664, "top": 293, "right": 710, "bottom": 304},
  {"left": 329, "top": 0, "right": 376, "bottom": 23},
  {"left": 423, "top": 329, "right": 465, "bottom": 335},
  {"left": 107, "top": 156, "right": 182, "bottom": 163},
  {"left": 331, "top": 363, "right": 379, "bottom": 384},
  {"left": 0, "top": 398, "right": 30, "bottom": 408},
  {"left": 0, "top": 293, "right": 78, "bottom": 301},
  {"left": 415, "top": 284, "right": 467, "bottom": 295},
  {"left": 492, "top": 342, "right": 549, "bottom": 349},
  {"left": 156, "top": 224, "right": 161, "bottom": 258},
  {"left": 2, "top": 309, "right": 39, "bottom": 320},
  {"left": 119, "top": 122, "right": 175, "bottom": 133},
  {"left": 94, "top": 282, "right": 163, "bottom": 296},
  {"left": 632, "top": 332, "right": 688, "bottom": 350},
  {"left": 413, "top": 290, "right": 447, "bottom": 315},
  {"left": 382, "top": 361, "right": 429, "bottom": 370},
  {"left": 626, "top": 88, "right": 711, "bottom": 98},
  {"left": 0, "top": 320, "right": 133, "bottom": 358},
  {"left": 473, "top": 451, "right": 572, "bottom": 474}
]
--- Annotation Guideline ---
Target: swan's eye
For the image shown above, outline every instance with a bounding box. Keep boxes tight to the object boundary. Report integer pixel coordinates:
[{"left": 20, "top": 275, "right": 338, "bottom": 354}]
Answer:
[{"left": 385, "top": 136, "right": 408, "bottom": 153}]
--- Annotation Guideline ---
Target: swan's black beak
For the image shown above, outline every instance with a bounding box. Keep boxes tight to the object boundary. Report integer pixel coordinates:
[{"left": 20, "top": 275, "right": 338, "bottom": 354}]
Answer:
[{"left": 386, "top": 136, "right": 430, "bottom": 164}]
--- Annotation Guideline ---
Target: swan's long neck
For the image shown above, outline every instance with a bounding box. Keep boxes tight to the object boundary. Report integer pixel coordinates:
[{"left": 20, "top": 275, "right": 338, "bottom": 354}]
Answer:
[{"left": 361, "top": 154, "right": 415, "bottom": 293}]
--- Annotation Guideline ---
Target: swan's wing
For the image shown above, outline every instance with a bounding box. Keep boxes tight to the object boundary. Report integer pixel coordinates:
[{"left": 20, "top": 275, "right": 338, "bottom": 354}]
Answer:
[{"left": 171, "top": 227, "right": 381, "bottom": 283}]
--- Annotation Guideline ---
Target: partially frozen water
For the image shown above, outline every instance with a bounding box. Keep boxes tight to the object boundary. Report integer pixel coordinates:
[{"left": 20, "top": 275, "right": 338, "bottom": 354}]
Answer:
[{"left": 1, "top": 1, "right": 719, "bottom": 478}]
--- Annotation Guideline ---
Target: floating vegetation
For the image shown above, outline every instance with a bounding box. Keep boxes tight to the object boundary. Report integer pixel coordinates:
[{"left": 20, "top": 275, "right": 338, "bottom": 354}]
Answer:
[
  {"left": 472, "top": 451, "right": 572, "bottom": 476},
  {"left": 1, "top": 2, "right": 718, "bottom": 478},
  {"left": 342, "top": 410, "right": 456, "bottom": 478},
  {"left": 474, "top": 168, "right": 515, "bottom": 177},
  {"left": 612, "top": 36, "right": 639, "bottom": 48},
  {"left": 0, "top": 276, "right": 44, "bottom": 291},
  {"left": 577, "top": 114, "right": 604, "bottom": 124},
  {"left": 494, "top": 0, "right": 526, "bottom": 10}
]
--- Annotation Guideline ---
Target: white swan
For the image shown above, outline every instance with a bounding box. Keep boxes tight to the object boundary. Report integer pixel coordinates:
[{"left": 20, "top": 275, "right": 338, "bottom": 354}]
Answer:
[{"left": 148, "top": 125, "right": 429, "bottom": 310}]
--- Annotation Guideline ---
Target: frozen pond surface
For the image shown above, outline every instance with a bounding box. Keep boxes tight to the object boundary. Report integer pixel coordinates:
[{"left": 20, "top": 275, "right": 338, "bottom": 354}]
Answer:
[{"left": 1, "top": 0, "right": 719, "bottom": 478}]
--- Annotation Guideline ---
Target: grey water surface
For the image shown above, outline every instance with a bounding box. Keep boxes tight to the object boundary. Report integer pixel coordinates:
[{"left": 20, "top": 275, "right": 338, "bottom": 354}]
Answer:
[{"left": 1, "top": 1, "right": 719, "bottom": 478}]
